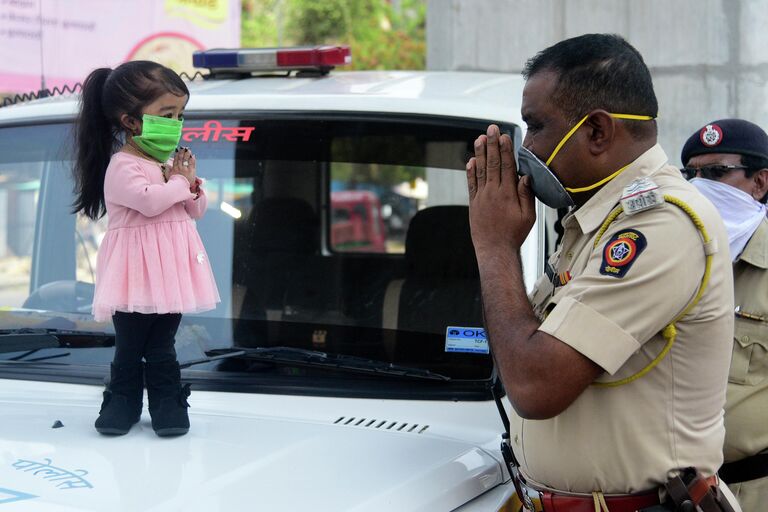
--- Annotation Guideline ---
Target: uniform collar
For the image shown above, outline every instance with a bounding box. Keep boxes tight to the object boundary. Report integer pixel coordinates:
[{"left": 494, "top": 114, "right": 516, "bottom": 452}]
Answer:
[
  {"left": 736, "top": 218, "right": 768, "bottom": 269},
  {"left": 572, "top": 144, "right": 669, "bottom": 234}
]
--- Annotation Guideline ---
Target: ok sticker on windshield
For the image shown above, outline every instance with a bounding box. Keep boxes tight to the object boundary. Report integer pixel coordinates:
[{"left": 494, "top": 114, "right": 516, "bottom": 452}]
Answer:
[{"left": 445, "top": 326, "right": 489, "bottom": 354}]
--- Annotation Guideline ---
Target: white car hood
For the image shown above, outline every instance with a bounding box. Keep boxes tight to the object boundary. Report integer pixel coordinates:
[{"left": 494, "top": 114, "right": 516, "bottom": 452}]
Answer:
[{"left": 0, "top": 380, "right": 506, "bottom": 512}]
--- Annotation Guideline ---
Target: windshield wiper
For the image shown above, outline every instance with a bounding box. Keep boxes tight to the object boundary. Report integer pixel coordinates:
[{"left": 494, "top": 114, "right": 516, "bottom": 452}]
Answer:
[
  {"left": 0, "top": 350, "right": 72, "bottom": 363},
  {"left": 0, "top": 328, "right": 113, "bottom": 352},
  {"left": 180, "top": 350, "right": 247, "bottom": 369},
  {"left": 0, "top": 327, "right": 114, "bottom": 337},
  {"left": 0, "top": 328, "right": 112, "bottom": 363},
  {"left": 195, "top": 346, "right": 451, "bottom": 381}
]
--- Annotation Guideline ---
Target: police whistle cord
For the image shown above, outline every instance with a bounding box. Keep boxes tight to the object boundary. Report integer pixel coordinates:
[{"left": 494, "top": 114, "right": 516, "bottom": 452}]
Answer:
[
  {"left": 591, "top": 195, "right": 714, "bottom": 388},
  {"left": 592, "top": 491, "right": 610, "bottom": 512}
]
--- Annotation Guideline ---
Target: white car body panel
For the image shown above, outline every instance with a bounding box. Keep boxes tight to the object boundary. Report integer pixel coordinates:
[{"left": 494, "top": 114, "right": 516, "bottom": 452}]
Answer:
[{"left": 1, "top": 381, "right": 514, "bottom": 511}]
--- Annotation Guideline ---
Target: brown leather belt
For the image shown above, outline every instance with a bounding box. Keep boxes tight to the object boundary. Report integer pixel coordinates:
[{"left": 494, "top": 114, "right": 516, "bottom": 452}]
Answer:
[
  {"left": 509, "top": 483, "right": 661, "bottom": 511},
  {"left": 538, "top": 490, "right": 661, "bottom": 512},
  {"left": 509, "top": 475, "right": 719, "bottom": 512}
]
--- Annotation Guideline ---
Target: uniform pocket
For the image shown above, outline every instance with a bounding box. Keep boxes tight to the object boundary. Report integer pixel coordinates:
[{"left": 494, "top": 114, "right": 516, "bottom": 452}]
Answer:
[{"left": 729, "top": 316, "right": 768, "bottom": 385}]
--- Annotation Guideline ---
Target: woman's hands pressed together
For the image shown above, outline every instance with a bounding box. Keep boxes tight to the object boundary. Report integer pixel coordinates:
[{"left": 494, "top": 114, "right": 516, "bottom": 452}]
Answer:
[{"left": 169, "top": 147, "right": 197, "bottom": 189}]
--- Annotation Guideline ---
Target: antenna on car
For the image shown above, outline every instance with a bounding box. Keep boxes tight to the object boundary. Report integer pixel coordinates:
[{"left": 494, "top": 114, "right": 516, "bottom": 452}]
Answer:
[
  {"left": 490, "top": 369, "right": 511, "bottom": 436},
  {"left": 179, "top": 70, "right": 210, "bottom": 82},
  {"left": 1, "top": 82, "right": 82, "bottom": 108}
]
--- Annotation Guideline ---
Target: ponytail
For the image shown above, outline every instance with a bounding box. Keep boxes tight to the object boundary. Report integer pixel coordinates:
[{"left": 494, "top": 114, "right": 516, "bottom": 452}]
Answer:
[
  {"left": 72, "top": 67, "right": 115, "bottom": 220},
  {"left": 71, "top": 61, "right": 190, "bottom": 219}
]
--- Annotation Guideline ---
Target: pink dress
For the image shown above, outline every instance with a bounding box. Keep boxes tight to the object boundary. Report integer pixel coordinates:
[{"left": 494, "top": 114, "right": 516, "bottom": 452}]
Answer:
[{"left": 91, "top": 152, "right": 220, "bottom": 322}]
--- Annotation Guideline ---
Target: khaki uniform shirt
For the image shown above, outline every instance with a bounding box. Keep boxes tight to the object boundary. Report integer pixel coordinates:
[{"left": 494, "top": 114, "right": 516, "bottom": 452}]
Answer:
[
  {"left": 724, "top": 218, "right": 768, "bottom": 462},
  {"left": 511, "top": 145, "right": 734, "bottom": 494}
]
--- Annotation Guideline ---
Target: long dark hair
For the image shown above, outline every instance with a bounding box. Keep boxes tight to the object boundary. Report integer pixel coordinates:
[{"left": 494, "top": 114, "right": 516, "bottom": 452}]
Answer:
[{"left": 72, "top": 61, "right": 189, "bottom": 219}]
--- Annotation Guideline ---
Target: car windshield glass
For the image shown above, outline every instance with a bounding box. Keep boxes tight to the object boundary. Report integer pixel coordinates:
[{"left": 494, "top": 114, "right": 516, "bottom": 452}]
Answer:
[{"left": 0, "top": 116, "right": 516, "bottom": 385}]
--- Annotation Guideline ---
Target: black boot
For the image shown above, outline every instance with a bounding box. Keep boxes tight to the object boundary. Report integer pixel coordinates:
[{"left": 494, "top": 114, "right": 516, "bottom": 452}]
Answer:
[
  {"left": 95, "top": 362, "right": 143, "bottom": 435},
  {"left": 145, "top": 361, "right": 190, "bottom": 437}
]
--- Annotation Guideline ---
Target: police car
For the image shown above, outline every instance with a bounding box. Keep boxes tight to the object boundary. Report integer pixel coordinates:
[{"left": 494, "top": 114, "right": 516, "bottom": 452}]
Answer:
[{"left": 0, "top": 46, "right": 544, "bottom": 511}]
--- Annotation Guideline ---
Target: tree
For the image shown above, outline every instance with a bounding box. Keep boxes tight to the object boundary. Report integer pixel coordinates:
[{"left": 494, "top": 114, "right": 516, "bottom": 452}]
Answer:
[
  {"left": 241, "top": 0, "right": 281, "bottom": 47},
  {"left": 241, "top": 0, "right": 426, "bottom": 70}
]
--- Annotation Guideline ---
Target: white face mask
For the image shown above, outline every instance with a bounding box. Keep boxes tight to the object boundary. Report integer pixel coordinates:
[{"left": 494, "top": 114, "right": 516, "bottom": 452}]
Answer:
[{"left": 691, "top": 178, "right": 766, "bottom": 260}]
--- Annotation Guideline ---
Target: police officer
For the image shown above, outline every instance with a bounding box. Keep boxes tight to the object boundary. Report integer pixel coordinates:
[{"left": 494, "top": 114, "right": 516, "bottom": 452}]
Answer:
[
  {"left": 681, "top": 119, "right": 768, "bottom": 512},
  {"left": 467, "top": 34, "right": 741, "bottom": 511}
]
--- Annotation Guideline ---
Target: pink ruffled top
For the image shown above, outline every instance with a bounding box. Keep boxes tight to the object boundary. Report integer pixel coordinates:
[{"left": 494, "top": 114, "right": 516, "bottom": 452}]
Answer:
[{"left": 92, "top": 152, "right": 220, "bottom": 322}]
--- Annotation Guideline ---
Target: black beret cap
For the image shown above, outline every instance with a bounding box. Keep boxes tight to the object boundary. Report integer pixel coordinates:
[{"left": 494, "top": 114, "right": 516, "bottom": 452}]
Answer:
[{"left": 681, "top": 118, "right": 768, "bottom": 164}]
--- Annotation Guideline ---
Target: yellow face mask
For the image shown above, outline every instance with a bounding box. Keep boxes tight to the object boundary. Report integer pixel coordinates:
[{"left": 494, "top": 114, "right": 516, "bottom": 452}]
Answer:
[{"left": 544, "top": 113, "right": 655, "bottom": 194}]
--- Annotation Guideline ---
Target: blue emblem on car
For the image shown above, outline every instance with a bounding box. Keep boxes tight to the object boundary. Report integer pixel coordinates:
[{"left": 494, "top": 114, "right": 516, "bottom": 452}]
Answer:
[{"left": 0, "top": 488, "right": 37, "bottom": 505}]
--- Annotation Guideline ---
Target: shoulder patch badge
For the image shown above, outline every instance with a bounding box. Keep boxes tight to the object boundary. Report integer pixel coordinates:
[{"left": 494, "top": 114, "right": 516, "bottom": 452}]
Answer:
[{"left": 600, "top": 229, "right": 647, "bottom": 278}]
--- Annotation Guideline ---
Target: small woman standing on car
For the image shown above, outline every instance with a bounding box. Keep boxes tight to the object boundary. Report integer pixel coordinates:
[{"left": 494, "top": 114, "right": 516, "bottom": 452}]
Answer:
[{"left": 72, "top": 61, "right": 219, "bottom": 437}]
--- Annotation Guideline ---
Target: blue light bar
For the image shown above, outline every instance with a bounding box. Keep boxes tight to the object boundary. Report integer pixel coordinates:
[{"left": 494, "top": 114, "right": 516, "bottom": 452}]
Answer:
[{"left": 192, "top": 49, "right": 239, "bottom": 69}]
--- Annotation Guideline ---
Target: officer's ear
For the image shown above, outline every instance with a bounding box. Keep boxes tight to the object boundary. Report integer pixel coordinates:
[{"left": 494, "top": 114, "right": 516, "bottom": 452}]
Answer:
[
  {"left": 582, "top": 110, "right": 615, "bottom": 156},
  {"left": 751, "top": 168, "right": 768, "bottom": 203}
]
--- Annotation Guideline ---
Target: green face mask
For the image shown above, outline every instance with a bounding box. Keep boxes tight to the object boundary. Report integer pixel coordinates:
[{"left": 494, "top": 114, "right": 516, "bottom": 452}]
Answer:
[{"left": 132, "top": 114, "right": 183, "bottom": 162}]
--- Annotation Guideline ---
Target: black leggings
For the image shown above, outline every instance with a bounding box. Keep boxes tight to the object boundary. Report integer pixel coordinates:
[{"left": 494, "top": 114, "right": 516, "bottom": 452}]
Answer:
[{"left": 112, "top": 312, "right": 182, "bottom": 366}]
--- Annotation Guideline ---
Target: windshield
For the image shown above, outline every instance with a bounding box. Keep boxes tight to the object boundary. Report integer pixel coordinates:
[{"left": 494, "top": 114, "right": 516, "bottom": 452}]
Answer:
[{"left": 0, "top": 115, "right": 516, "bottom": 395}]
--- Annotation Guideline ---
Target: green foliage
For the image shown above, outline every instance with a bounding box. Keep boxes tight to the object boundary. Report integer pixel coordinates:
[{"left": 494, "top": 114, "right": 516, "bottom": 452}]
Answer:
[
  {"left": 331, "top": 162, "right": 425, "bottom": 188},
  {"left": 286, "top": 0, "right": 353, "bottom": 45},
  {"left": 241, "top": 0, "right": 425, "bottom": 70},
  {"left": 241, "top": 0, "right": 281, "bottom": 47}
]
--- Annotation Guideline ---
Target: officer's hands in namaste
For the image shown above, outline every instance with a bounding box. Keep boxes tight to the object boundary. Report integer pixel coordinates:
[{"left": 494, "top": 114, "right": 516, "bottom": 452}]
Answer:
[{"left": 466, "top": 124, "right": 536, "bottom": 253}]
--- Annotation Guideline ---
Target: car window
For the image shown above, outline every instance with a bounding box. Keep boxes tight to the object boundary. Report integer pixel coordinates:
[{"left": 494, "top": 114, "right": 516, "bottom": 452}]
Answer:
[
  {"left": 0, "top": 161, "right": 41, "bottom": 308},
  {"left": 0, "top": 116, "right": 517, "bottom": 388},
  {"left": 0, "top": 124, "right": 73, "bottom": 308}
]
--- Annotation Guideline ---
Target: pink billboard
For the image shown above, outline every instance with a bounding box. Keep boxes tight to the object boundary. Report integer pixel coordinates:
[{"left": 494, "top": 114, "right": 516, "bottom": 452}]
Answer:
[{"left": 0, "top": 0, "right": 241, "bottom": 95}]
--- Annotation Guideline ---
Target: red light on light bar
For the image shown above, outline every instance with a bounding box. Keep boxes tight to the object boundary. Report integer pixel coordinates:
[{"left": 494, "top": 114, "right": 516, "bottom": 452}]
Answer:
[{"left": 276, "top": 46, "right": 352, "bottom": 68}]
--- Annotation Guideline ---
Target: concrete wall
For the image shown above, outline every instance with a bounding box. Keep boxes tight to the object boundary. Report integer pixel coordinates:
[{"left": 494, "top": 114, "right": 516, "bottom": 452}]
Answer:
[{"left": 427, "top": 0, "right": 768, "bottom": 166}]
